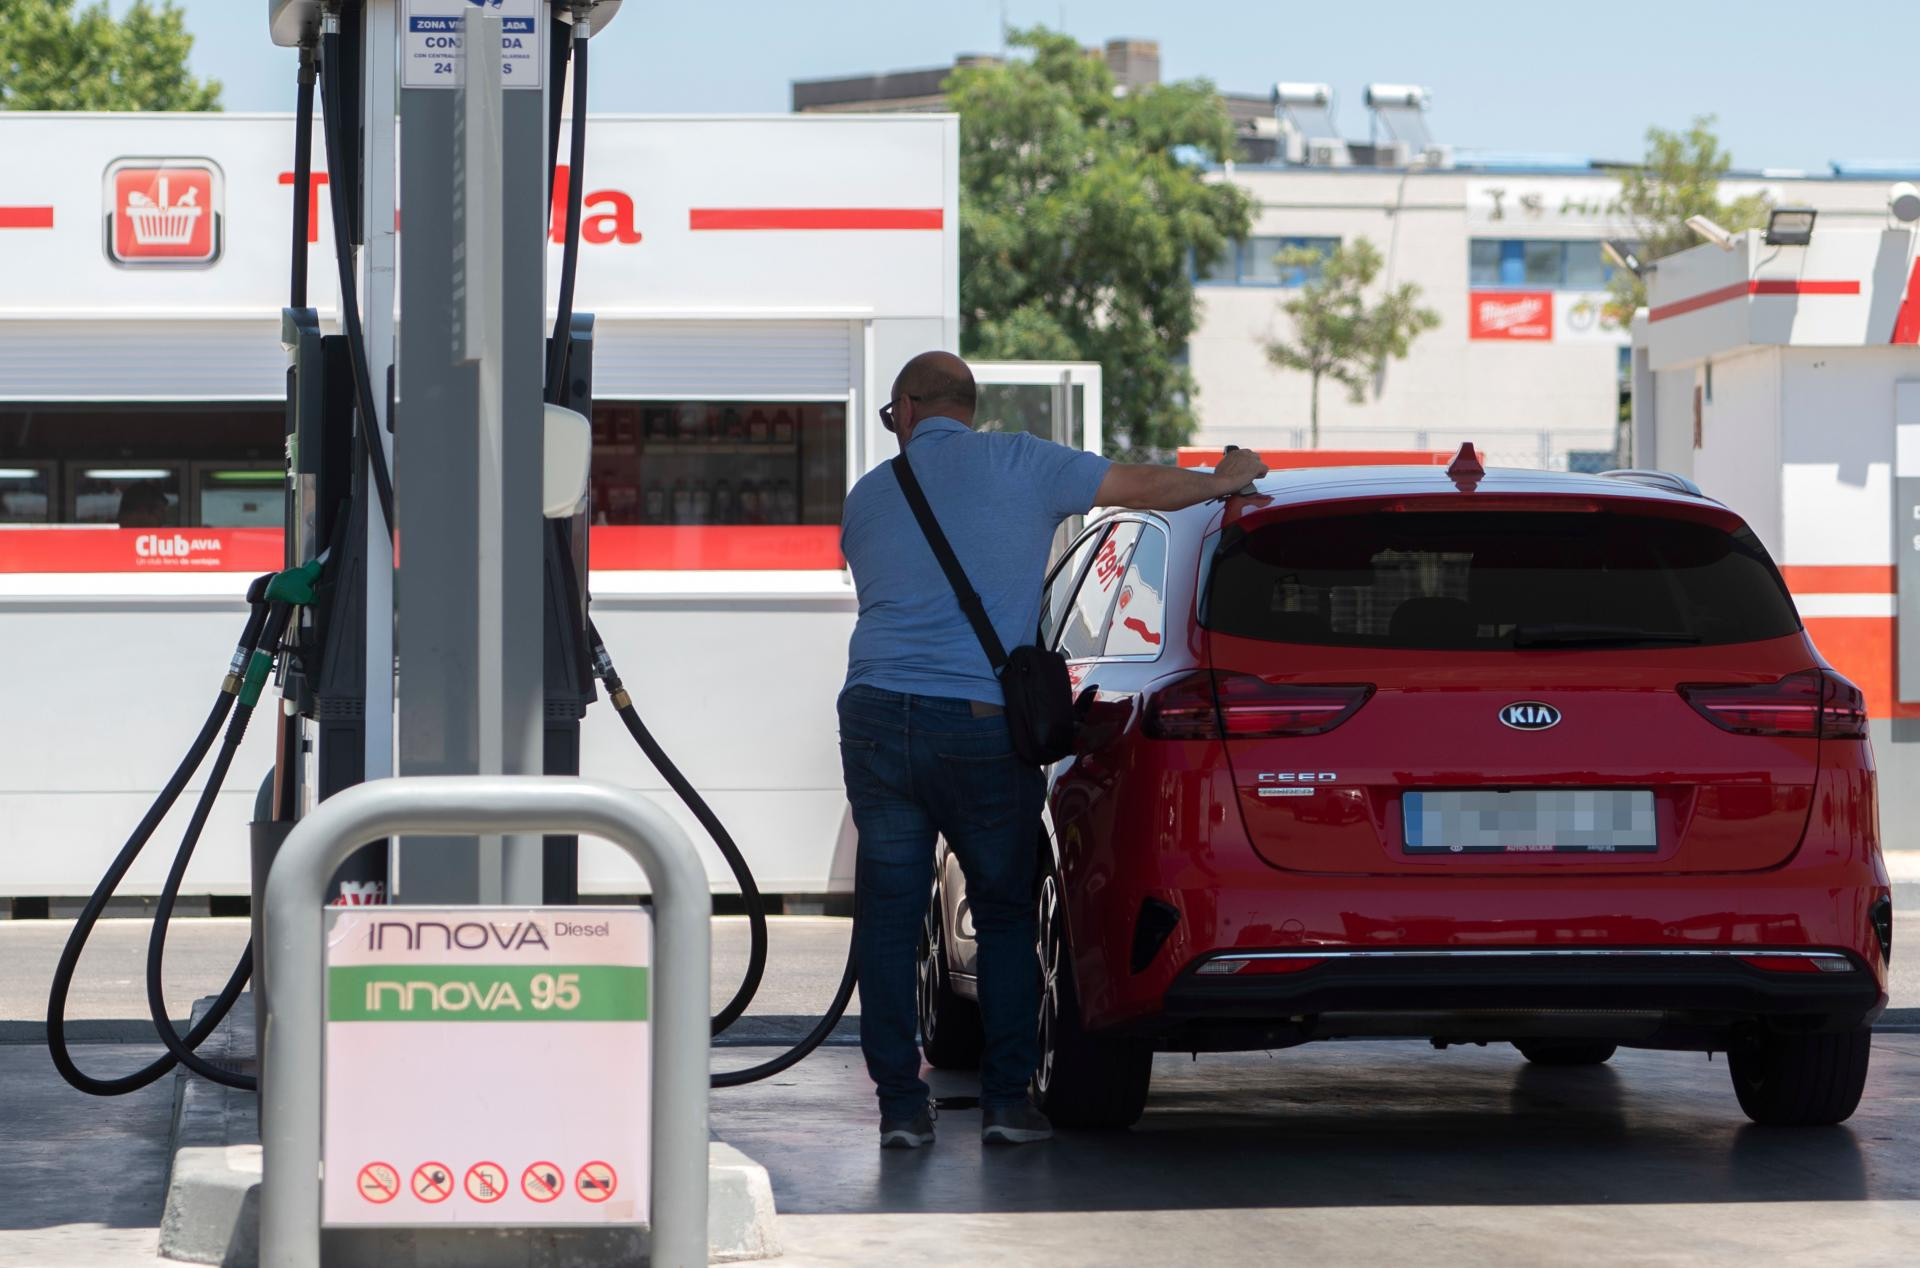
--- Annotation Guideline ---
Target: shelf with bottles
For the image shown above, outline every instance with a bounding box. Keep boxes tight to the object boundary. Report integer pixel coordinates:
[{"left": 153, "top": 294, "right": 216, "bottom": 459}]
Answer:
[
  {"left": 638, "top": 402, "right": 804, "bottom": 449},
  {"left": 637, "top": 475, "right": 801, "bottom": 527}
]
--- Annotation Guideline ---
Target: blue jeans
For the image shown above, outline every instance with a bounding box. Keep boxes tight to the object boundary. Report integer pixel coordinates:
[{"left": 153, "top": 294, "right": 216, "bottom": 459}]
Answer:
[{"left": 838, "top": 684, "right": 1046, "bottom": 1120}]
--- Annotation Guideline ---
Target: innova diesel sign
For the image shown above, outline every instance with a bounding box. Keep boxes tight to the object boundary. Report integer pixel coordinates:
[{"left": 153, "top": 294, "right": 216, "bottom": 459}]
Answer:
[{"left": 322, "top": 906, "right": 651, "bottom": 1228}]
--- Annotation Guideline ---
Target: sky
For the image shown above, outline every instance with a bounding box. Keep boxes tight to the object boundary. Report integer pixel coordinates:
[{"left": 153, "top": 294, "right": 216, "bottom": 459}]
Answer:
[{"left": 131, "top": 0, "right": 1920, "bottom": 174}]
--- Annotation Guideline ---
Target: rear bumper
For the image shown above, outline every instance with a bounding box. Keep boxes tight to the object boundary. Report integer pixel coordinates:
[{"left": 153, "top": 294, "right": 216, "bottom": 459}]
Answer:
[{"left": 1161, "top": 948, "right": 1887, "bottom": 1034}]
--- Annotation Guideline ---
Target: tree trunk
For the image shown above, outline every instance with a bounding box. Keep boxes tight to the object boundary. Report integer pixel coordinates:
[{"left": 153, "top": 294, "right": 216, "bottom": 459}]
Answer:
[{"left": 1309, "top": 372, "right": 1321, "bottom": 449}]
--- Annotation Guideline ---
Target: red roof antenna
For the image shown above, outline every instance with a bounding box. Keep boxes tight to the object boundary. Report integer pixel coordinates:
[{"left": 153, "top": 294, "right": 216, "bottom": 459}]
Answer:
[{"left": 1447, "top": 442, "right": 1485, "bottom": 489}]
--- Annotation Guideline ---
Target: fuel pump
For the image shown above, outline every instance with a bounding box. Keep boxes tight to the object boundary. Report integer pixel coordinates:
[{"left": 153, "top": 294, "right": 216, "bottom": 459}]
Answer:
[{"left": 49, "top": 0, "right": 854, "bottom": 1099}]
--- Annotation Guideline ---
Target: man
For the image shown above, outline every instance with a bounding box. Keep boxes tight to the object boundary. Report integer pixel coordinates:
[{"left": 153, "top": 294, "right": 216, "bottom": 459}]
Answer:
[{"left": 838, "top": 351, "right": 1267, "bottom": 1149}]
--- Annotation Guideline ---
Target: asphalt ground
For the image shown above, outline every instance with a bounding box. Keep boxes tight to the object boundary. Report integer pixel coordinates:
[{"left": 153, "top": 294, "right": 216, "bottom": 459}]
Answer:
[{"left": 710, "top": 1034, "right": 1920, "bottom": 1266}]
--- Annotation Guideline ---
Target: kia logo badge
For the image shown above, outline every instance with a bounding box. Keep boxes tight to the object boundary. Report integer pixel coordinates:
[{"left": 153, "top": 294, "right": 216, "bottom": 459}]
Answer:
[{"left": 1500, "top": 702, "right": 1561, "bottom": 730}]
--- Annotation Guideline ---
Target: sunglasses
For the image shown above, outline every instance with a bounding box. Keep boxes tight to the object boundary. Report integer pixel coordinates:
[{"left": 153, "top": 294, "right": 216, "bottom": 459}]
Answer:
[{"left": 878, "top": 395, "right": 923, "bottom": 433}]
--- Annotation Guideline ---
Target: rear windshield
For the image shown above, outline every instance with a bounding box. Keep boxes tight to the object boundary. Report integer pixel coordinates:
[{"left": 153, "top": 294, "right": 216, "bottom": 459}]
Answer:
[{"left": 1204, "top": 510, "right": 1800, "bottom": 650}]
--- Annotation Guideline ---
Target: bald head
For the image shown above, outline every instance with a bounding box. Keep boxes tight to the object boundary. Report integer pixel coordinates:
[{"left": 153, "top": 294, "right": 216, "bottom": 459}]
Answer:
[{"left": 893, "top": 351, "right": 976, "bottom": 424}]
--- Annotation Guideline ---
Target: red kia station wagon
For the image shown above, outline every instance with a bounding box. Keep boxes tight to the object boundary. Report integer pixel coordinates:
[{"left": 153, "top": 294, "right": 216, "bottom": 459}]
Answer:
[{"left": 916, "top": 455, "right": 1892, "bottom": 1129}]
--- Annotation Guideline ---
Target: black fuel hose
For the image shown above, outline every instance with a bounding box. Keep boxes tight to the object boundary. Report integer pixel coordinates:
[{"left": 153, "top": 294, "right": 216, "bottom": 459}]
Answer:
[
  {"left": 532, "top": 25, "right": 833, "bottom": 1071},
  {"left": 142, "top": 601, "right": 299, "bottom": 1092},
  {"left": 44, "top": 579, "right": 275, "bottom": 1096},
  {"left": 317, "top": 25, "right": 397, "bottom": 536},
  {"left": 289, "top": 43, "right": 316, "bottom": 309},
  {"left": 544, "top": 24, "right": 587, "bottom": 403}
]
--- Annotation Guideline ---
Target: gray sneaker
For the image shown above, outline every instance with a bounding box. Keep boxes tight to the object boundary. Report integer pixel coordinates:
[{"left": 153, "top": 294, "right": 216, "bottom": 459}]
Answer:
[
  {"left": 981, "top": 1101, "right": 1053, "bottom": 1146},
  {"left": 879, "top": 1105, "right": 936, "bottom": 1150}
]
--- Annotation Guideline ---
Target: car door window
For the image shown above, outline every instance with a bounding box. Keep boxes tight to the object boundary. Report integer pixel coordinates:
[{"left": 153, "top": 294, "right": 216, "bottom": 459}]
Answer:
[
  {"left": 1039, "top": 525, "right": 1108, "bottom": 649},
  {"left": 1102, "top": 523, "right": 1168, "bottom": 658},
  {"left": 1060, "top": 523, "right": 1142, "bottom": 660}
]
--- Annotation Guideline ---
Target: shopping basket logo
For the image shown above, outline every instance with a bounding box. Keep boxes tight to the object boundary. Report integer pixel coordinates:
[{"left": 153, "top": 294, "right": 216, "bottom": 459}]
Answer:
[{"left": 104, "top": 159, "right": 222, "bottom": 265}]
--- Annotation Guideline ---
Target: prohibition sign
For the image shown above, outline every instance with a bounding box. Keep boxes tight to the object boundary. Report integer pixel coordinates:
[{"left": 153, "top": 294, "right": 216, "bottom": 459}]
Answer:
[
  {"left": 356, "top": 1162, "right": 399, "bottom": 1205},
  {"left": 521, "top": 1161, "right": 564, "bottom": 1203},
  {"left": 575, "top": 1160, "right": 618, "bottom": 1203},
  {"left": 411, "top": 1161, "right": 453, "bottom": 1204},
  {"left": 465, "top": 1161, "right": 508, "bottom": 1204}
]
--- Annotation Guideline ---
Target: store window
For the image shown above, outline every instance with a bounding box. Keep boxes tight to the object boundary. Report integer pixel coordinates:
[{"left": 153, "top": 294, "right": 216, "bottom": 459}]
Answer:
[
  {"left": 587, "top": 400, "right": 847, "bottom": 527},
  {"left": 1470, "top": 239, "right": 1624, "bottom": 290},
  {"left": 1196, "top": 236, "right": 1341, "bottom": 287},
  {"left": 0, "top": 403, "right": 283, "bottom": 526}
]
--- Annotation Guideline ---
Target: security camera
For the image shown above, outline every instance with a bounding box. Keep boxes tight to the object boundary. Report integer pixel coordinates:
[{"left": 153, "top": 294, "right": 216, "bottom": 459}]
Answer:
[
  {"left": 1891, "top": 182, "right": 1920, "bottom": 224},
  {"left": 1685, "top": 215, "right": 1737, "bottom": 250}
]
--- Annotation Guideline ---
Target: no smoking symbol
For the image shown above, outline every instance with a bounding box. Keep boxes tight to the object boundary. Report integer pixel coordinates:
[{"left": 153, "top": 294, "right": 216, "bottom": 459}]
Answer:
[
  {"left": 522, "top": 1161, "right": 564, "bottom": 1203},
  {"left": 356, "top": 1162, "right": 398, "bottom": 1205},
  {"left": 411, "top": 1161, "right": 453, "bottom": 1204},
  {"left": 465, "top": 1161, "right": 508, "bottom": 1204},
  {"left": 575, "top": 1160, "right": 618, "bottom": 1203}
]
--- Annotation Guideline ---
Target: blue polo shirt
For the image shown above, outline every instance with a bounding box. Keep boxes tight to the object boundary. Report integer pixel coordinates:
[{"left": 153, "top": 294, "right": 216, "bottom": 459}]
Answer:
[{"left": 842, "top": 417, "right": 1111, "bottom": 706}]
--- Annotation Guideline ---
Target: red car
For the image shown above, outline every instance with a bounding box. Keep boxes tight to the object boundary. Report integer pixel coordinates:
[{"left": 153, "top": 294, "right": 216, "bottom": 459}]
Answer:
[{"left": 916, "top": 457, "right": 1892, "bottom": 1128}]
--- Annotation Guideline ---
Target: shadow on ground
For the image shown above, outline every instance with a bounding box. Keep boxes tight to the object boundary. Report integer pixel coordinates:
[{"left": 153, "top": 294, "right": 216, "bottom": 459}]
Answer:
[{"left": 712, "top": 1036, "right": 1920, "bottom": 1216}]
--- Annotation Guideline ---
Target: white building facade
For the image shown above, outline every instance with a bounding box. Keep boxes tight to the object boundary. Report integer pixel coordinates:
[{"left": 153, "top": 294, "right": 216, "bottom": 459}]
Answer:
[{"left": 1189, "top": 158, "right": 1903, "bottom": 470}]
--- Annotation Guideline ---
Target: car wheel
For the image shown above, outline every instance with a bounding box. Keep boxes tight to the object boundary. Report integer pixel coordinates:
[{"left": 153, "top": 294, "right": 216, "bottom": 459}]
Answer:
[
  {"left": 1513, "top": 1040, "right": 1617, "bottom": 1066},
  {"left": 917, "top": 873, "right": 983, "bottom": 1070},
  {"left": 1728, "top": 1026, "right": 1871, "bottom": 1126},
  {"left": 1032, "top": 868, "right": 1152, "bottom": 1129}
]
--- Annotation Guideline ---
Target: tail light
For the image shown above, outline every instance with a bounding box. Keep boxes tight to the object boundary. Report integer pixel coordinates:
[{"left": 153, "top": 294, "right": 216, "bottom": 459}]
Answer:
[
  {"left": 1679, "top": 669, "right": 1867, "bottom": 739},
  {"left": 1145, "top": 671, "right": 1373, "bottom": 740}
]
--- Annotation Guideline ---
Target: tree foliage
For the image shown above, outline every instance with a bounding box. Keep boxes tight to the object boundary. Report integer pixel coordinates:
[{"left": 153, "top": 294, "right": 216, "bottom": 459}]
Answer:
[
  {"left": 1604, "top": 115, "right": 1767, "bottom": 325},
  {"left": 0, "top": 0, "right": 220, "bottom": 111},
  {"left": 948, "top": 27, "right": 1252, "bottom": 458},
  {"left": 1262, "top": 239, "right": 1439, "bottom": 448}
]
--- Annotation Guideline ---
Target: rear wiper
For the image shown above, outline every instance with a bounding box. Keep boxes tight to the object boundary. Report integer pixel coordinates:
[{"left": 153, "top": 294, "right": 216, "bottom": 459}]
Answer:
[{"left": 1511, "top": 624, "right": 1702, "bottom": 649}]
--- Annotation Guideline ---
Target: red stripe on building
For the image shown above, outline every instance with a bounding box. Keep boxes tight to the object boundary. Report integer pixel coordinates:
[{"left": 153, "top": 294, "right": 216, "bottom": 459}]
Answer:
[
  {"left": 1778, "top": 564, "right": 1895, "bottom": 594},
  {"left": 1892, "top": 259, "right": 1920, "bottom": 344},
  {"left": 0, "top": 206, "right": 54, "bottom": 229},
  {"left": 590, "top": 526, "right": 843, "bottom": 570},
  {"left": 0, "top": 525, "right": 845, "bottom": 573},
  {"left": 688, "top": 207, "right": 943, "bottom": 231},
  {"left": 1648, "top": 278, "right": 1862, "bottom": 323}
]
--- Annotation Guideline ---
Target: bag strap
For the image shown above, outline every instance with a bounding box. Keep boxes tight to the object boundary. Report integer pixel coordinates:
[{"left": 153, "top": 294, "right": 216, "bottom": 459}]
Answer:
[{"left": 891, "top": 453, "right": 1009, "bottom": 673}]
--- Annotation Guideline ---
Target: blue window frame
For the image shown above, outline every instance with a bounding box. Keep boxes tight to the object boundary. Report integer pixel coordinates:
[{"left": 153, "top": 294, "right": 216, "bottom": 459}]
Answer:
[
  {"left": 1469, "top": 239, "right": 1619, "bottom": 291},
  {"left": 1196, "top": 235, "right": 1341, "bottom": 287}
]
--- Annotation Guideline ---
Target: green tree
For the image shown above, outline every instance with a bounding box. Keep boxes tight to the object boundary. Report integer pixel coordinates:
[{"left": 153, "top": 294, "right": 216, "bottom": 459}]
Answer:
[
  {"left": 947, "top": 27, "right": 1252, "bottom": 459},
  {"left": 1262, "top": 239, "right": 1440, "bottom": 448},
  {"left": 1604, "top": 115, "right": 1767, "bottom": 325},
  {"left": 0, "top": 0, "right": 220, "bottom": 111}
]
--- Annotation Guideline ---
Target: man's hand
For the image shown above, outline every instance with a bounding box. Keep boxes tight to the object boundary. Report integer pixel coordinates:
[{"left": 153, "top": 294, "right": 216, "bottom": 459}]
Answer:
[
  {"left": 1095, "top": 449, "right": 1272, "bottom": 513},
  {"left": 1212, "top": 448, "right": 1270, "bottom": 494}
]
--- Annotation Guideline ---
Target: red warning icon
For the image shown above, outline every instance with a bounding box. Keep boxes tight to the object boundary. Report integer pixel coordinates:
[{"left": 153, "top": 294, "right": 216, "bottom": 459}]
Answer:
[
  {"left": 522, "top": 1161, "right": 565, "bottom": 1204},
  {"left": 575, "top": 1160, "right": 618, "bottom": 1203},
  {"left": 411, "top": 1161, "right": 453, "bottom": 1204},
  {"left": 464, "top": 1161, "right": 508, "bottom": 1204},
  {"left": 356, "top": 1162, "right": 399, "bottom": 1205}
]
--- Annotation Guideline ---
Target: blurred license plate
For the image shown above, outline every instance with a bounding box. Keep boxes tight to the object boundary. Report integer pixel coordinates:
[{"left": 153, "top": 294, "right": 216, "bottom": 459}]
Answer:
[{"left": 1403, "top": 790, "right": 1656, "bottom": 854}]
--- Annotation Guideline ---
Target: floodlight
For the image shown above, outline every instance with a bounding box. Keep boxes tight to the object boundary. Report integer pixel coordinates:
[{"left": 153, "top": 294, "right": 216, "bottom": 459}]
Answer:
[
  {"left": 1763, "top": 208, "right": 1817, "bottom": 247},
  {"left": 1601, "top": 240, "right": 1641, "bottom": 276}
]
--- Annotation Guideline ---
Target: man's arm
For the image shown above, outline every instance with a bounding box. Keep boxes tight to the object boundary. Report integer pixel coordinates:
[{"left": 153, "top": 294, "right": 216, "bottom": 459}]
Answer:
[{"left": 1094, "top": 449, "right": 1270, "bottom": 512}]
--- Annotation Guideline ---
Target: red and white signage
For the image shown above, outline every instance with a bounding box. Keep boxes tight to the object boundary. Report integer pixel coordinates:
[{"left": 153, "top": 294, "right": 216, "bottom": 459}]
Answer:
[
  {"left": 103, "top": 158, "right": 221, "bottom": 265},
  {"left": 1469, "top": 291, "right": 1552, "bottom": 341}
]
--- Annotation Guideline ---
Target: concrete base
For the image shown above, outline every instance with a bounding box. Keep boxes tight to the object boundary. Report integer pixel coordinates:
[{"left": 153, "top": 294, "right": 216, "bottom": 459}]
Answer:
[{"left": 159, "top": 994, "right": 780, "bottom": 1266}]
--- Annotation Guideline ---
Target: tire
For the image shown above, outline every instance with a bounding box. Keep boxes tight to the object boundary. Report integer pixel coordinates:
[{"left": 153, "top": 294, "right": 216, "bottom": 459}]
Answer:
[
  {"left": 917, "top": 873, "right": 984, "bottom": 1070},
  {"left": 1729, "top": 1026, "right": 1872, "bottom": 1127},
  {"left": 1033, "top": 869, "right": 1152, "bottom": 1129},
  {"left": 1513, "top": 1040, "right": 1617, "bottom": 1067}
]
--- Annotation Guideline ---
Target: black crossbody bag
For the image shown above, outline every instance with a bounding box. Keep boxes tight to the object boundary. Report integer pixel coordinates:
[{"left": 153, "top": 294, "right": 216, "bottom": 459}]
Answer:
[{"left": 891, "top": 454, "right": 1078, "bottom": 766}]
